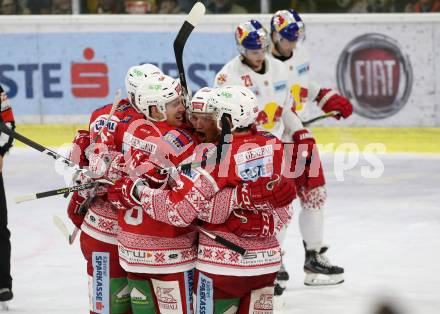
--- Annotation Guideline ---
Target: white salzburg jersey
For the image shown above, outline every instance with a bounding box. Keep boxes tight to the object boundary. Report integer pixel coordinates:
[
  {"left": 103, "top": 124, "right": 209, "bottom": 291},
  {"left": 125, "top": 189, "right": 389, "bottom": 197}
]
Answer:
[
  {"left": 278, "top": 42, "right": 321, "bottom": 122},
  {"left": 214, "top": 55, "right": 293, "bottom": 139}
]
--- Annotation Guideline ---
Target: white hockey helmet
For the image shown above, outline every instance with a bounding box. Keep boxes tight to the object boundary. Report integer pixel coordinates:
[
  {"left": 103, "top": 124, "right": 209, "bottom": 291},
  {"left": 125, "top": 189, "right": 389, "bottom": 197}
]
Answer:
[
  {"left": 187, "top": 87, "right": 218, "bottom": 115},
  {"left": 188, "top": 86, "right": 258, "bottom": 131},
  {"left": 125, "top": 63, "right": 162, "bottom": 106},
  {"left": 134, "top": 74, "right": 183, "bottom": 121},
  {"left": 214, "top": 85, "right": 259, "bottom": 131}
]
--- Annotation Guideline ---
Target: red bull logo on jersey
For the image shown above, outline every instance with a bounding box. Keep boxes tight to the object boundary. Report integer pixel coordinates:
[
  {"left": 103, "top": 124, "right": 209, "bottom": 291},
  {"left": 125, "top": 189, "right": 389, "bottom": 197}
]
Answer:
[
  {"left": 337, "top": 33, "right": 412, "bottom": 119},
  {"left": 256, "top": 103, "right": 283, "bottom": 130}
]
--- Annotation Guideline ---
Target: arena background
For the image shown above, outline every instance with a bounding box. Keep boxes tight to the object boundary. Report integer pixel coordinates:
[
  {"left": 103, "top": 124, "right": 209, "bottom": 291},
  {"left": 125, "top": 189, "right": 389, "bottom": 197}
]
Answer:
[{"left": 0, "top": 13, "right": 439, "bottom": 153}]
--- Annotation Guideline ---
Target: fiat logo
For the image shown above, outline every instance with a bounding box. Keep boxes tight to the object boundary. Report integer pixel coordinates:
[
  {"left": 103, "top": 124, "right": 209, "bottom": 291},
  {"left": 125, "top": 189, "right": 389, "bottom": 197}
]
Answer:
[{"left": 337, "top": 33, "right": 413, "bottom": 119}]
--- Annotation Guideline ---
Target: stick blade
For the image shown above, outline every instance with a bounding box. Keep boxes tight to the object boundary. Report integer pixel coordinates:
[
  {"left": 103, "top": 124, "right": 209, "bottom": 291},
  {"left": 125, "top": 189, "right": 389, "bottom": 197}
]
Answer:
[
  {"left": 69, "top": 227, "right": 80, "bottom": 245},
  {"left": 14, "top": 194, "right": 37, "bottom": 203},
  {"left": 186, "top": 2, "right": 206, "bottom": 27},
  {"left": 52, "top": 215, "right": 70, "bottom": 242}
]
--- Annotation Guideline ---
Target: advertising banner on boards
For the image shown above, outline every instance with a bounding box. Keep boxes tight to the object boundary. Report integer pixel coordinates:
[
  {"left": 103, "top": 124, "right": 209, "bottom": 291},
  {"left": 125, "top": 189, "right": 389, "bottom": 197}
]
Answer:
[{"left": 0, "top": 15, "right": 438, "bottom": 126}]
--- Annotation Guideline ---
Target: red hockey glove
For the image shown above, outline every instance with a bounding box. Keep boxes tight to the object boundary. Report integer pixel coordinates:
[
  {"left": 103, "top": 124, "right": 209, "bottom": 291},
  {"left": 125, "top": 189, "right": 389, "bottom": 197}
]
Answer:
[
  {"left": 107, "top": 177, "right": 143, "bottom": 210},
  {"left": 94, "top": 127, "right": 117, "bottom": 151},
  {"left": 235, "top": 174, "right": 296, "bottom": 211},
  {"left": 315, "top": 88, "right": 353, "bottom": 119},
  {"left": 0, "top": 90, "right": 15, "bottom": 122},
  {"left": 88, "top": 151, "right": 125, "bottom": 181},
  {"left": 67, "top": 192, "right": 87, "bottom": 229},
  {"left": 226, "top": 210, "right": 275, "bottom": 238},
  {"left": 69, "top": 130, "right": 90, "bottom": 167},
  {"left": 291, "top": 129, "right": 325, "bottom": 189},
  {"left": 128, "top": 150, "right": 168, "bottom": 185}
]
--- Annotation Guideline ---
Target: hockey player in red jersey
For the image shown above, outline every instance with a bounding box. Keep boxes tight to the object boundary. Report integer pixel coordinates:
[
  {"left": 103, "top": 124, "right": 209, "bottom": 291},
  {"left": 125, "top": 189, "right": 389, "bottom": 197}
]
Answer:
[
  {"left": 269, "top": 10, "right": 351, "bottom": 289},
  {"left": 105, "top": 73, "right": 198, "bottom": 314},
  {"left": 108, "top": 85, "right": 297, "bottom": 313},
  {"left": 66, "top": 63, "right": 161, "bottom": 314}
]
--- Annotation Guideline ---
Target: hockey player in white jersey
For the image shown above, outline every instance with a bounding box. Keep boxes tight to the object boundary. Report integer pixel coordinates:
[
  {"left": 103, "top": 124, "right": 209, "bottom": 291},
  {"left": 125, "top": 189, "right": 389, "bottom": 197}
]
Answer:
[
  {"left": 270, "top": 9, "right": 353, "bottom": 290},
  {"left": 215, "top": 18, "right": 351, "bottom": 291},
  {"left": 214, "top": 19, "right": 291, "bottom": 140}
]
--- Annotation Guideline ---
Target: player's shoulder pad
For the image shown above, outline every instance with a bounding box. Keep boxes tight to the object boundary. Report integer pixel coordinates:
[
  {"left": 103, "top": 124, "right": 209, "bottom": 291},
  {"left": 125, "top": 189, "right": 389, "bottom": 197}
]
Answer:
[{"left": 162, "top": 128, "right": 194, "bottom": 150}]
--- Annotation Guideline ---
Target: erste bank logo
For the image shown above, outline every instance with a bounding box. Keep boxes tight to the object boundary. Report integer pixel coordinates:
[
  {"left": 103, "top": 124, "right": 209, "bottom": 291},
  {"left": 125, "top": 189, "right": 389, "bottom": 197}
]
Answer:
[{"left": 0, "top": 47, "right": 109, "bottom": 99}]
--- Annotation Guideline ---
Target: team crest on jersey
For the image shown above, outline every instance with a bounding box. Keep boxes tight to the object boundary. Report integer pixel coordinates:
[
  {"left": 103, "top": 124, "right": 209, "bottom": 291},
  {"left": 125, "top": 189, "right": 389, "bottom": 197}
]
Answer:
[
  {"left": 273, "top": 80, "right": 287, "bottom": 92},
  {"left": 297, "top": 62, "right": 310, "bottom": 75}
]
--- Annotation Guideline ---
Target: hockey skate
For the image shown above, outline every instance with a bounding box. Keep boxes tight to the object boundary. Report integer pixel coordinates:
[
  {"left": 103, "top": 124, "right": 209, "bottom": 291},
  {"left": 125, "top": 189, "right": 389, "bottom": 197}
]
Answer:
[
  {"left": 0, "top": 288, "right": 12, "bottom": 311},
  {"left": 274, "top": 263, "right": 289, "bottom": 296},
  {"left": 303, "top": 242, "right": 344, "bottom": 286}
]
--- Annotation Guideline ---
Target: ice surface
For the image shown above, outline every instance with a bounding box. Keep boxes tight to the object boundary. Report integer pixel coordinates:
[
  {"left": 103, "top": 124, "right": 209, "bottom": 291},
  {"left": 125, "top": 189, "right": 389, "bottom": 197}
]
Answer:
[{"left": 3, "top": 148, "right": 440, "bottom": 313}]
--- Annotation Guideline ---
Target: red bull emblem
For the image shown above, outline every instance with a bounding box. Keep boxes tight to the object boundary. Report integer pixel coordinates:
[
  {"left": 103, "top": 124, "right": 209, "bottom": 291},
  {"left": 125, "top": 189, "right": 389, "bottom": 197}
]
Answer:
[
  {"left": 337, "top": 33, "right": 412, "bottom": 119},
  {"left": 236, "top": 26, "right": 248, "bottom": 44}
]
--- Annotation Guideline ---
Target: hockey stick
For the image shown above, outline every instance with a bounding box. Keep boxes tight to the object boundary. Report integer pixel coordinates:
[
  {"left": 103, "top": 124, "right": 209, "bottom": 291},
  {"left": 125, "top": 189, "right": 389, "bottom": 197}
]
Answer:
[
  {"left": 63, "top": 89, "right": 120, "bottom": 197},
  {"left": 14, "top": 179, "right": 112, "bottom": 204},
  {"left": 191, "top": 225, "right": 246, "bottom": 256},
  {"left": 0, "top": 122, "right": 98, "bottom": 178},
  {"left": 173, "top": 1, "right": 206, "bottom": 105},
  {"left": 52, "top": 215, "right": 79, "bottom": 245},
  {"left": 302, "top": 111, "right": 340, "bottom": 127},
  {"left": 62, "top": 89, "right": 121, "bottom": 199},
  {"left": 92, "top": 89, "right": 122, "bottom": 143}
]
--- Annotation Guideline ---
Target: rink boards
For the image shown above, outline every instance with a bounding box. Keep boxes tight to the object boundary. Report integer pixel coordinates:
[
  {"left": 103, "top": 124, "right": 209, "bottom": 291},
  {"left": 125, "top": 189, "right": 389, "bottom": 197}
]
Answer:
[{"left": 0, "top": 14, "right": 439, "bottom": 127}]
